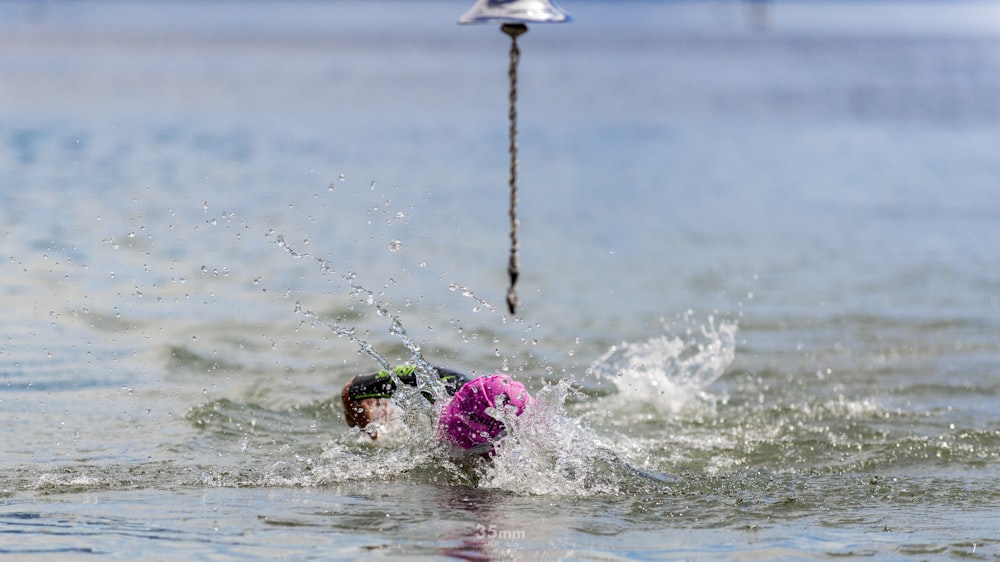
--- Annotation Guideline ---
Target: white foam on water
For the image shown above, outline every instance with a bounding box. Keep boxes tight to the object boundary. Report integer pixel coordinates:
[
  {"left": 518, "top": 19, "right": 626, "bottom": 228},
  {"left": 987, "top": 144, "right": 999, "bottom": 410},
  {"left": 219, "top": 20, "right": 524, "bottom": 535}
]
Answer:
[
  {"left": 266, "top": 233, "right": 742, "bottom": 495},
  {"left": 587, "top": 315, "right": 738, "bottom": 420},
  {"left": 472, "top": 317, "right": 739, "bottom": 495},
  {"left": 475, "top": 380, "right": 629, "bottom": 496},
  {"left": 289, "top": 316, "right": 740, "bottom": 496},
  {"left": 34, "top": 472, "right": 106, "bottom": 490}
]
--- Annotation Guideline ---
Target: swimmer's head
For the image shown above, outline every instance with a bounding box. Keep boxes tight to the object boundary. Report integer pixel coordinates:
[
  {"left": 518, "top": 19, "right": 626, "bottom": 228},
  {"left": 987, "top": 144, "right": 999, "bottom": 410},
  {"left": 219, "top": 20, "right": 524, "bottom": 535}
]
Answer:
[{"left": 438, "top": 374, "right": 532, "bottom": 454}]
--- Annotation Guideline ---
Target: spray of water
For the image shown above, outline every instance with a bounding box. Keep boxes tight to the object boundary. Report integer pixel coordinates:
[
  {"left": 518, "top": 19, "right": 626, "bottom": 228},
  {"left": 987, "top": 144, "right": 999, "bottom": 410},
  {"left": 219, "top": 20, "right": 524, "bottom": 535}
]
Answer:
[
  {"left": 181, "top": 312, "right": 738, "bottom": 495},
  {"left": 474, "top": 379, "right": 631, "bottom": 496},
  {"left": 267, "top": 230, "right": 448, "bottom": 404},
  {"left": 587, "top": 314, "right": 738, "bottom": 418},
  {"left": 474, "top": 317, "right": 737, "bottom": 496},
  {"left": 261, "top": 231, "right": 739, "bottom": 496}
]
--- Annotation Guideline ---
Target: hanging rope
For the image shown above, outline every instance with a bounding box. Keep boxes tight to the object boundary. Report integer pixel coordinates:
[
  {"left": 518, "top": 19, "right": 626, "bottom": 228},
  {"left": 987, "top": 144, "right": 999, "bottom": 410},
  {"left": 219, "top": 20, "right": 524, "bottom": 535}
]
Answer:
[{"left": 501, "top": 23, "right": 527, "bottom": 315}]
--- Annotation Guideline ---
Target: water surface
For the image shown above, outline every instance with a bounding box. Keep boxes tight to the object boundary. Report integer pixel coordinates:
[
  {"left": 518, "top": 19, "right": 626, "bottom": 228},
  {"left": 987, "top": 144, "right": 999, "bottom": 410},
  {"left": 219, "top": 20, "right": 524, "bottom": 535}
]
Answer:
[{"left": 2, "top": 0, "right": 1000, "bottom": 559}]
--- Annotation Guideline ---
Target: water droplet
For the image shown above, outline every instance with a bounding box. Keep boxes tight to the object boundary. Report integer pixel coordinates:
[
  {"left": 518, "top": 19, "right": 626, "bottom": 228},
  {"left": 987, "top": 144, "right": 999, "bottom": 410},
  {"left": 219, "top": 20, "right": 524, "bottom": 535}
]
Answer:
[{"left": 389, "top": 240, "right": 402, "bottom": 252}]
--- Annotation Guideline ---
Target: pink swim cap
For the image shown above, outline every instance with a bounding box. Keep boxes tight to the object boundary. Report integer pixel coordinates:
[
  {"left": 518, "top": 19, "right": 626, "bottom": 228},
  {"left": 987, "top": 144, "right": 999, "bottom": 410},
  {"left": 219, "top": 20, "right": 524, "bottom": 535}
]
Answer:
[{"left": 438, "top": 374, "right": 533, "bottom": 452}]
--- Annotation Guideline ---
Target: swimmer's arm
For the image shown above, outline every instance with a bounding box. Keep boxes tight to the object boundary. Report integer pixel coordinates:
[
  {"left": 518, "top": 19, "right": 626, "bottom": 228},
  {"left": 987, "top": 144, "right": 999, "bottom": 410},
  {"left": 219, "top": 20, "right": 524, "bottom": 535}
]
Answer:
[{"left": 383, "top": 365, "right": 470, "bottom": 395}]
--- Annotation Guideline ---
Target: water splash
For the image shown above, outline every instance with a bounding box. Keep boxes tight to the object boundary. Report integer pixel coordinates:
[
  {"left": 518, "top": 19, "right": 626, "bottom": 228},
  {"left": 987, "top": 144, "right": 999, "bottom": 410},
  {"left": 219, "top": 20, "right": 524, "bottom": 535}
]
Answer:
[
  {"left": 447, "top": 282, "right": 497, "bottom": 314},
  {"left": 587, "top": 314, "right": 738, "bottom": 417},
  {"left": 466, "top": 318, "right": 740, "bottom": 497},
  {"left": 475, "top": 379, "right": 659, "bottom": 496},
  {"left": 261, "top": 232, "right": 729, "bottom": 496},
  {"left": 263, "top": 229, "right": 476, "bottom": 482},
  {"left": 267, "top": 230, "right": 449, "bottom": 404}
]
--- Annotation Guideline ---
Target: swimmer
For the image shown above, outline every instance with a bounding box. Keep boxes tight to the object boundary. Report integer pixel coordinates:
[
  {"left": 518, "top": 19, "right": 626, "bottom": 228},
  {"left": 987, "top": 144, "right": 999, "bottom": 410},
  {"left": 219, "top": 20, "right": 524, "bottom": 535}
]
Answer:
[{"left": 341, "top": 365, "right": 533, "bottom": 455}]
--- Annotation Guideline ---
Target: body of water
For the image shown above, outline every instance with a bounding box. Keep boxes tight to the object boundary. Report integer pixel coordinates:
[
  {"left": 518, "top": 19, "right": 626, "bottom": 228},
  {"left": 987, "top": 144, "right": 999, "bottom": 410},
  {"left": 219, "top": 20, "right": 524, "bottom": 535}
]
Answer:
[{"left": 2, "top": 0, "right": 1000, "bottom": 559}]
